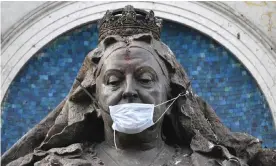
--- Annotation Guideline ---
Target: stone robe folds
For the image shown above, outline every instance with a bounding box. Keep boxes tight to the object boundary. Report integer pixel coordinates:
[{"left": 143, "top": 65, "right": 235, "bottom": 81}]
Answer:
[{"left": 2, "top": 34, "right": 276, "bottom": 166}]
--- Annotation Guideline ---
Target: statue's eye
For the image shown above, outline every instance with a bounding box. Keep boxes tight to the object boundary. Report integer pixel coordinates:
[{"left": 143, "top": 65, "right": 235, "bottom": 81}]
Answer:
[
  {"left": 107, "top": 76, "right": 121, "bottom": 86},
  {"left": 138, "top": 73, "right": 153, "bottom": 85}
]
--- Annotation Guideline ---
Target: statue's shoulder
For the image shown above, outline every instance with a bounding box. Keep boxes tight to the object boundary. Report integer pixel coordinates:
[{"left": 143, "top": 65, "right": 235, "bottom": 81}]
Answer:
[
  {"left": 248, "top": 149, "right": 276, "bottom": 166},
  {"left": 6, "top": 143, "right": 103, "bottom": 166}
]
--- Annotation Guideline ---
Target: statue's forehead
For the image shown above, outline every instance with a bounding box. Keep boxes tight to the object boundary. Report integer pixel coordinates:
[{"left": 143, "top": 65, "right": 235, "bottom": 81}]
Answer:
[
  {"left": 96, "top": 39, "right": 169, "bottom": 78},
  {"left": 100, "top": 41, "right": 156, "bottom": 65},
  {"left": 101, "top": 47, "right": 160, "bottom": 71},
  {"left": 102, "top": 40, "right": 153, "bottom": 58},
  {"left": 105, "top": 46, "right": 153, "bottom": 59}
]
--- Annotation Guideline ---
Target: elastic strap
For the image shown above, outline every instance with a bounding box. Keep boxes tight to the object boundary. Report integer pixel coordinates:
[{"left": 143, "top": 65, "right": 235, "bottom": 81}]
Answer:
[
  {"left": 114, "top": 130, "right": 118, "bottom": 150},
  {"left": 154, "top": 91, "right": 189, "bottom": 123}
]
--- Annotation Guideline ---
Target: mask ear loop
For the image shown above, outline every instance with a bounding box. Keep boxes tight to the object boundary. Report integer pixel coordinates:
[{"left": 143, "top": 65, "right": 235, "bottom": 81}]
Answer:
[
  {"left": 154, "top": 91, "right": 189, "bottom": 124},
  {"left": 114, "top": 130, "right": 118, "bottom": 150}
]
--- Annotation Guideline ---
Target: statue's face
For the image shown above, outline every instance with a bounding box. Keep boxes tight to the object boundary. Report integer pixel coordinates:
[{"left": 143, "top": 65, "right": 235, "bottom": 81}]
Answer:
[{"left": 96, "top": 45, "right": 169, "bottom": 122}]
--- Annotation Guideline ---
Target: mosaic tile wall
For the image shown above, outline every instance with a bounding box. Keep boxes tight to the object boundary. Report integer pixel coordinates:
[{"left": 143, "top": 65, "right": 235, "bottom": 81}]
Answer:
[{"left": 1, "top": 20, "right": 276, "bottom": 154}]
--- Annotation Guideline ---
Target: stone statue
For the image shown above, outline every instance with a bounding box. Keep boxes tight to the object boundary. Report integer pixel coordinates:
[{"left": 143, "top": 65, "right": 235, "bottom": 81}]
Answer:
[{"left": 2, "top": 5, "right": 276, "bottom": 166}]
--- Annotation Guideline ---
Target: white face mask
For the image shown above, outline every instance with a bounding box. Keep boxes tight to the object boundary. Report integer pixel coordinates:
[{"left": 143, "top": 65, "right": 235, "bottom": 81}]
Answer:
[
  {"left": 109, "top": 91, "right": 188, "bottom": 149},
  {"left": 109, "top": 103, "right": 155, "bottom": 134}
]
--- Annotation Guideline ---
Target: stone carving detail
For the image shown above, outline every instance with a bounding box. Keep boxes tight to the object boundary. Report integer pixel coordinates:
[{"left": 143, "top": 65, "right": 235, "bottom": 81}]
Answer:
[
  {"left": 98, "top": 5, "right": 162, "bottom": 42},
  {"left": 2, "top": 5, "right": 276, "bottom": 166}
]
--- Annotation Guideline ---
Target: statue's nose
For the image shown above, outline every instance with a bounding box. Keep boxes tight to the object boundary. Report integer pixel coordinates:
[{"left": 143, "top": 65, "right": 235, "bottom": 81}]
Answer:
[{"left": 122, "top": 75, "right": 138, "bottom": 99}]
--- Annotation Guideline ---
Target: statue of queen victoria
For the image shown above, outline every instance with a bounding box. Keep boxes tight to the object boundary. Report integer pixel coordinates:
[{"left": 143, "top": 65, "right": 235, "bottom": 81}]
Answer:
[{"left": 2, "top": 5, "right": 276, "bottom": 166}]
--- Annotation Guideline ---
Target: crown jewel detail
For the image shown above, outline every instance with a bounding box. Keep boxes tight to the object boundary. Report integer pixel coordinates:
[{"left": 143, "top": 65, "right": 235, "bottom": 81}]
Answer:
[{"left": 98, "top": 5, "right": 162, "bottom": 43}]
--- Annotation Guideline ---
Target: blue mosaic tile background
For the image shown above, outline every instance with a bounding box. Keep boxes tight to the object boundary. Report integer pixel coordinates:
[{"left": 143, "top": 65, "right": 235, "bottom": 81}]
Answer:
[{"left": 1, "top": 20, "right": 276, "bottom": 154}]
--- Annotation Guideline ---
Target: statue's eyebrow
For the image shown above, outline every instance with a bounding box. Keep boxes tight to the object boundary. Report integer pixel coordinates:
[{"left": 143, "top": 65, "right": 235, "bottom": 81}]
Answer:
[
  {"left": 135, "top": 66, "right": 157, "bottom": 76},
  {"left": 104, "top": 69, "right": 124, "bottom": 75}
]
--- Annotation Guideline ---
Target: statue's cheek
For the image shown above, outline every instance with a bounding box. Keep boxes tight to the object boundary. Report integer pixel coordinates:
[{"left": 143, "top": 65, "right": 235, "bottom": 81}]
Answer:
[
  {"left": 148, "top": 84, "right": 168, "bottom": 99},
  {"left": 102, "top": 87, "right": 124, "bottom": 105}
]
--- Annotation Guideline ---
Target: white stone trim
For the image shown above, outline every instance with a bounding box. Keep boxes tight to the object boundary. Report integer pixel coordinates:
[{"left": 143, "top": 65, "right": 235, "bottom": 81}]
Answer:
[{"left": 1, "top": 1, "right": 276, "bottom": 125}]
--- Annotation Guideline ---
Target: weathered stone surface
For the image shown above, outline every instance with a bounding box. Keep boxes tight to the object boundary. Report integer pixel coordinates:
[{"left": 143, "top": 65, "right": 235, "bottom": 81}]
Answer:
[{"left": 2, "top": 5, "right": 275, "bottom": 166}]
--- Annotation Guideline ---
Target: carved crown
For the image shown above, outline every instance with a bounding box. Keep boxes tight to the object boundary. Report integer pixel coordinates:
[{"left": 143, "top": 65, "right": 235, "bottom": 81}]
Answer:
[{"left": 98, "top": 5, "right": 162, "bottom": 43}]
